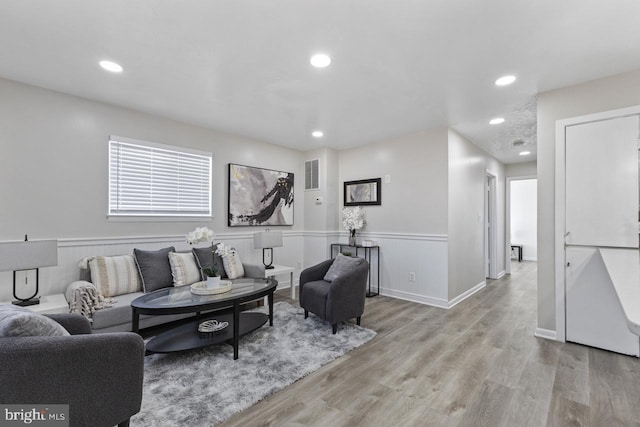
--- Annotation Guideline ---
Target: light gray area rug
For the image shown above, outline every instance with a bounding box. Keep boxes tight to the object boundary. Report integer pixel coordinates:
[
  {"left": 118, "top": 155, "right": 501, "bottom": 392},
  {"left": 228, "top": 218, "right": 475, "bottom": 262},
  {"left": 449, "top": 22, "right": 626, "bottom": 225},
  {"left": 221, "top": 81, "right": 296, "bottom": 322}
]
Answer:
[{"left": 132, "top": 301, "right": 376, "bottom": 426}]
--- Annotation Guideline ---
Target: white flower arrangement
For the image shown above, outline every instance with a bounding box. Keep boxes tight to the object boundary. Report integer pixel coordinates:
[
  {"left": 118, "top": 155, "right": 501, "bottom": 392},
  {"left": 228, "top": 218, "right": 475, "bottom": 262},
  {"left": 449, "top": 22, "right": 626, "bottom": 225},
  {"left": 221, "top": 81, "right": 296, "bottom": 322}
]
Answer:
[
  {"left": 214, "top": 243, "right": 231, "bottom": 257},
  {"left": 342, "top": 207, "right": 365, "bottom": 231},
  {"left": 186, "top": 227, "right": 215, "bottom": 245}
]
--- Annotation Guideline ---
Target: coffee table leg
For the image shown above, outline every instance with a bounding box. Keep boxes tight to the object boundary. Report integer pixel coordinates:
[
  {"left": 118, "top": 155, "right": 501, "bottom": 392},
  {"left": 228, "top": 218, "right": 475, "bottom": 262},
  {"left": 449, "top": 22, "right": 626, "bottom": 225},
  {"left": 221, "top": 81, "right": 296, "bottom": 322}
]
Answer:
[
  {"left": 233, "top": 301, "right": 240, "bottom": 360},
  {"left": 132, "top": 307, "right": 140, "bottom": 334},
  {"left": 268, "top": 291, "right": 274, "bottom": 326}
]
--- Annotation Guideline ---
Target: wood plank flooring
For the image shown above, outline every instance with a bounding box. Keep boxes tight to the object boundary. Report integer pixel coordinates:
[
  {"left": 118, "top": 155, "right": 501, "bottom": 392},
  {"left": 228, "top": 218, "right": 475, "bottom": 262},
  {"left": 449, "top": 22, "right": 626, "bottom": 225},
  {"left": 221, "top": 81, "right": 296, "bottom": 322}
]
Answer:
[{"left": 218, "top": 262, "right": 640, "bottom": 427}]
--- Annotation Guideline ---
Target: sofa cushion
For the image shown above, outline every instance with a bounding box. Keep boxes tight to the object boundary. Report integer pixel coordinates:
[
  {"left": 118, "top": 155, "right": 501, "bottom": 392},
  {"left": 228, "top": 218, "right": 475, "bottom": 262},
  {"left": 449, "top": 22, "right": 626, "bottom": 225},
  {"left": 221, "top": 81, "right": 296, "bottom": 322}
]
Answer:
[
  {"left": 88, "top": 255, "right": 142, "bottom": 297},
  {"left": 192, "top": 244, "right": 227, "bottom": 280},
  {"left": 133, "top": 246, "right": 175, "bottom": 293},
  {"left": 0, "top": 305, "right": 69, "bottom": 337},
  {"left": 323, "top": 253, "right": 367, "bottom": 282},
  {"left": 91, "top": 292, "right": 144, "bottom": 330},
  {"left": 169, "top": 252, "right": 201, "bottom": 286}
]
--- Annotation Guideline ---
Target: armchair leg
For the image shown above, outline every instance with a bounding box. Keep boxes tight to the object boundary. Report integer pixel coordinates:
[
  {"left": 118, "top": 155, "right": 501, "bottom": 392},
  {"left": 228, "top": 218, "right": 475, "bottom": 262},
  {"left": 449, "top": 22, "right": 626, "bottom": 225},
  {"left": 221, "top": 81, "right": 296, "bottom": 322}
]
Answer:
[
  {"left": 356, "top": 316, "right": 361, "bottom": 326},
  {"left": 304, "top": 310, "right": 308, "bottom": 319},
  {"left": 332, "top": 323, "right": 338, "bottom": 334},
  {"left": 118, "top": 419, "right": 130, "bottom": 427}
]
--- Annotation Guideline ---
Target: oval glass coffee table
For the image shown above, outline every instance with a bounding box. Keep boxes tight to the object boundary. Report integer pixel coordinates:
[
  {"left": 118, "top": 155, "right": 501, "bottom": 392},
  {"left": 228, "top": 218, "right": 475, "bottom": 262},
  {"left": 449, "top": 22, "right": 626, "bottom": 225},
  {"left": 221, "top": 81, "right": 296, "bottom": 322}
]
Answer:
[{"left": 131, "top": 278, "right": 277, "bottom": 360}]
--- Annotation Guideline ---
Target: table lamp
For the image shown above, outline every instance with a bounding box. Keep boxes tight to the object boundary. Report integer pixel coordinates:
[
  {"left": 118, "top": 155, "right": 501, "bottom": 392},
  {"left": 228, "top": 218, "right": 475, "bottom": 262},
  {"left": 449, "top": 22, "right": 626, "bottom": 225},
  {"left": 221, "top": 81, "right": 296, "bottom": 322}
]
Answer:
[
  {"left": 0, "top": 236, "right": 58, "bottom": 306},
  {"left": 253, "top": 230, "right": 283, "bottom": 270}
]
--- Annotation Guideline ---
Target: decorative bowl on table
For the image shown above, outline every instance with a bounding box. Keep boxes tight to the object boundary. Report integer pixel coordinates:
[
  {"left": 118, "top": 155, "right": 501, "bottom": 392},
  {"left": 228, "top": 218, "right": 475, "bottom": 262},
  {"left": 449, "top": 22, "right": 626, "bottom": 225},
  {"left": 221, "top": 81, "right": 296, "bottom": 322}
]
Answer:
[{"left": 190, "top": 280, "right": 232, "bottom": 295}]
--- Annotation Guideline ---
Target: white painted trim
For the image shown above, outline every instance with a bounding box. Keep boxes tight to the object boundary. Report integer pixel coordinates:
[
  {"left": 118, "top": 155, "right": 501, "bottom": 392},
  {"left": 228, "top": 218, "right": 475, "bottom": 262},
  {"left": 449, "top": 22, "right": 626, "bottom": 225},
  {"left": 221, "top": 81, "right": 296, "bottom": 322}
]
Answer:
[
  {"left": 523, "top": 257, "right": 538, "bottom": 262},
  {"left": 554, "top": 104, "right": 640, "bottom": 343},
  {"left": 448, "top": 281, "right": 486, "bottom": 309},
  {"left": 380, "top": 287, "right": 449, "bottom": 309},
  {"left": 497, "top": 270, "right": 506, "bottom": 279},
  {"left": 345, "top": 231, "right": 448, "bottom": 242},
  {"left": 485, "top": 170, "right": 498, "bottom": 279},
  {"left": 534, "top": 328, "right": 558, "bottom": 341}
]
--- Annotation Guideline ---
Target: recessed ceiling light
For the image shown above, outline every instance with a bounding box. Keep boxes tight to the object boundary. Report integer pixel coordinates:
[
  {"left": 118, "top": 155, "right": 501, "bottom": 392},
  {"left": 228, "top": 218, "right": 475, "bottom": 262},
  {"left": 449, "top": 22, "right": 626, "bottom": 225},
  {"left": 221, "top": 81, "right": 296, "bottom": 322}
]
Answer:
[
  {"left": 310, "top": 54, "right": 331, "bottom": 68},
  {"left": 312, "top": 130, "right": 324, "bottom": 138},
  {"left": 489, "top": 117, "right": 505, "bottom": 125},
  {"left": 495, "top": 75, "right": 516, "bottom": 86},
  {"left": 99, "top": 60, "right": 123, "bottom": 73},
  {"left": 519, "top": 151, "right": 531, "bottom": 156}
]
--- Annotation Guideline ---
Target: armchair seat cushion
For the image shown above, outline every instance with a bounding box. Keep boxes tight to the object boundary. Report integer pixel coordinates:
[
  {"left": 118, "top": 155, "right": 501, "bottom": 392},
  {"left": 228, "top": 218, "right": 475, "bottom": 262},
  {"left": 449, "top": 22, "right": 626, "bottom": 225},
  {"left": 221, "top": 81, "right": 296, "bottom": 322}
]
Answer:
[{"left": 300, "top": 280, "right": 331, "bottom": 319}]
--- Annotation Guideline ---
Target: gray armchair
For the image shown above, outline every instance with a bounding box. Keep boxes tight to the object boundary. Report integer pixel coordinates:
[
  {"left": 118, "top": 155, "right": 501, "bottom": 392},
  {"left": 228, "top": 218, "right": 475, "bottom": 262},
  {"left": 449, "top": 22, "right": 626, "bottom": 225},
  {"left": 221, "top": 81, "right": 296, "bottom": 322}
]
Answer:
[
  {"left": 299, "top": 257, "right": 369, "bottom": 334},
  {"left": 0, "top": 313, "right": 145, "bottom": 427}
]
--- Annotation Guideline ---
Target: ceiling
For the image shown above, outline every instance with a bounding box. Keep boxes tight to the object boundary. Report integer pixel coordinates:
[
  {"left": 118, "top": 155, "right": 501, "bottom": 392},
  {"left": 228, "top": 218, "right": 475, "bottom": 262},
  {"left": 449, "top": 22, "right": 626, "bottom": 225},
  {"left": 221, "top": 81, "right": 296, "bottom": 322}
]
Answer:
[{"left": 1, "top": 1, "right": 639, "bottom": 164}]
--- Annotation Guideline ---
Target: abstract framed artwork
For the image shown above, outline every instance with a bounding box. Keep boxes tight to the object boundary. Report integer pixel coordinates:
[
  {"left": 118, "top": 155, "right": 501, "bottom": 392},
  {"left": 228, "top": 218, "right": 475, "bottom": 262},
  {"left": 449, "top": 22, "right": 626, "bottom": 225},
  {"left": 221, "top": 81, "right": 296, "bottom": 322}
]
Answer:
[
  {"left": 228, "top": 163, "right": 294, "bottom": 226},
  {"left": 344, "top": 178, "right": 381, "bottom": 206}
]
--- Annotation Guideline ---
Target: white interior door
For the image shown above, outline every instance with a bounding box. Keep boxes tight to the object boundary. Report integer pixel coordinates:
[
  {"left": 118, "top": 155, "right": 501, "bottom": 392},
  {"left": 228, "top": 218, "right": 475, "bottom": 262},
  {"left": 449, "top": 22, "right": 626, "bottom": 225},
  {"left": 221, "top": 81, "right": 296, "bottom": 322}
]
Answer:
[{"left": 565, "top": 115, "right": 639, "bottom": 248}]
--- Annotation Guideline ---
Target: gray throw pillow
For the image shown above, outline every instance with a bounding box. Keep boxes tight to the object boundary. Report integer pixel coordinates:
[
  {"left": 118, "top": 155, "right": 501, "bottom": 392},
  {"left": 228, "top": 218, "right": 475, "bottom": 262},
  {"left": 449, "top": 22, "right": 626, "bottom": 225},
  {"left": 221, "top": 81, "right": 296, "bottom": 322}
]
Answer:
[
  {"left": 192, "top": 244, "right": 227, "bottom": 280},
  {"left": 323, "top": 253, "right": 366, "bottom": 282},
  {"left": 0, "top": 305, "right": 70, "bottom": 337},
  {"left": 134, "top": 246, "right": 175, "bottom": 293}
]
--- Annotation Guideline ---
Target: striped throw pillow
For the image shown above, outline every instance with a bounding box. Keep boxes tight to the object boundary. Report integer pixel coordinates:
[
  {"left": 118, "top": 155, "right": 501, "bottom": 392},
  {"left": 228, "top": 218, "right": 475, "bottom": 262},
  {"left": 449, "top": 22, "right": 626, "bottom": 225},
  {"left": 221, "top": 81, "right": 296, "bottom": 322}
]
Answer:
[
  {"left": 169, "top": 252, "right": 202, "bottom": 286},
  {"left": 88, "top": 255, "right": 142, "bottom": 297},
  {"left": 221, "top": 249, "right": 245, "bottom": 279}
]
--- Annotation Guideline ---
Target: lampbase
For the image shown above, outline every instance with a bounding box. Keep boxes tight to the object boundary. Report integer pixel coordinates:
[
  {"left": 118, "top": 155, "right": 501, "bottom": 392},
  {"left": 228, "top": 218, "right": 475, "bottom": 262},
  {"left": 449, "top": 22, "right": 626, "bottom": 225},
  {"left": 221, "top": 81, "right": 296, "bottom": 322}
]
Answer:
[
  {"left": 265, "top": 265, "right": 275, "bottom": 270},
  {"left": 12, "top": 298, "right": 40, "bottom": 307}
]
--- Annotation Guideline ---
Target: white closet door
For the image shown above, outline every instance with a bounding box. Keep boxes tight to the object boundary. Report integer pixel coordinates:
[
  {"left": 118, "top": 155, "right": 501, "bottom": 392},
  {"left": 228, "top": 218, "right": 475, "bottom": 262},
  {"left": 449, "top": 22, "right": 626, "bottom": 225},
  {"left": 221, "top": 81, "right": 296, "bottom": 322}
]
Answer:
[{"left": 565, "top": 115, "right": 639, "bottom": 248}]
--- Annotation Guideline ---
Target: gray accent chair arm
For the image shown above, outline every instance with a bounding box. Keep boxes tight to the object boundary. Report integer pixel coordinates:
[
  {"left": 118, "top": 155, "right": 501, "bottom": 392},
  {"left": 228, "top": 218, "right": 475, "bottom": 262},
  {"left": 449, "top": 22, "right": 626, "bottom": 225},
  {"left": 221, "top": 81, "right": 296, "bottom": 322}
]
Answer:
[
  {"left": 0, "top": 327, "right": 144, "bottom": 427},
  {"left": 45, "top": 313, "right": 92, "bottom": 334},
  {"left": 243, "top": 262, "right": 266, "bottom": 279}
]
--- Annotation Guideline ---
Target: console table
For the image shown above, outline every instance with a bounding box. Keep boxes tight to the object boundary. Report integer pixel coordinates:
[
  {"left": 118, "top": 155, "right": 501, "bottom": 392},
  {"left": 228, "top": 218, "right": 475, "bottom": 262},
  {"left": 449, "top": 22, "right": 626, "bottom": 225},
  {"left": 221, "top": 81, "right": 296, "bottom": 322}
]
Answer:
[{"left": 330, "top": 243, "right": 380, "bottom": 297}]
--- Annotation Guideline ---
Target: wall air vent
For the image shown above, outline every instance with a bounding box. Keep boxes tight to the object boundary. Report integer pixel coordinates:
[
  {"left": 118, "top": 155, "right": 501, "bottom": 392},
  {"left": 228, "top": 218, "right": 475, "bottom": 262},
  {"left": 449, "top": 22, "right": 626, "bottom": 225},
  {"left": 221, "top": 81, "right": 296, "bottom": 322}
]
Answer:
[{"left": 304, "top": 159, "right": 319, "bottom": 190}]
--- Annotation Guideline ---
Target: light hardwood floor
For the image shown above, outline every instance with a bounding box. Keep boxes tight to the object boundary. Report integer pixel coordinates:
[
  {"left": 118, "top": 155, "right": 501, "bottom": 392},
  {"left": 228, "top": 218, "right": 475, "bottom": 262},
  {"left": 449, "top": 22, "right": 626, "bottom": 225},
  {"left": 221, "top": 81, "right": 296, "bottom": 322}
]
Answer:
[{"left": 219, "top": 262, "right": 640, "bottom": 427}]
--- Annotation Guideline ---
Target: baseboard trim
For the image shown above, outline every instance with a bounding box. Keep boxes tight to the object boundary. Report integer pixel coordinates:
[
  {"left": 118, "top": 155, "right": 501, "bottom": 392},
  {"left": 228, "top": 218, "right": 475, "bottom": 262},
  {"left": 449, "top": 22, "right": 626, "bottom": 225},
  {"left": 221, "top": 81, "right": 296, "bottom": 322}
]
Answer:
[
  {"left": 497, "top": 270, "right": 506, "bottom": 279},
  {"left": 523, "top": 257, "right": 538, "bottom": 262},
  {"left": 379, "top": 287, "right": 449, "bottom": 309},
  {"left": 534, "top": 328, "right": 558, "bottom": 341},
  {"left": 447, "top": 281, "right": 486, "bottom": 309}
]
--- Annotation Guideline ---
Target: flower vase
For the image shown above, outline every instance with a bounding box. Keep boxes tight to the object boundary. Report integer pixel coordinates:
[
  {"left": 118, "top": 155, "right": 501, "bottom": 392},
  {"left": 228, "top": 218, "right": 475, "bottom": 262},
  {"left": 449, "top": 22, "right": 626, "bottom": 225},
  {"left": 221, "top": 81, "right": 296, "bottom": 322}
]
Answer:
[
  {"left": 206, "top": 276, "right": 221, "bottom": 288},
  {"left": 349, "top": 230, "right": 357, "bottom": 246}
]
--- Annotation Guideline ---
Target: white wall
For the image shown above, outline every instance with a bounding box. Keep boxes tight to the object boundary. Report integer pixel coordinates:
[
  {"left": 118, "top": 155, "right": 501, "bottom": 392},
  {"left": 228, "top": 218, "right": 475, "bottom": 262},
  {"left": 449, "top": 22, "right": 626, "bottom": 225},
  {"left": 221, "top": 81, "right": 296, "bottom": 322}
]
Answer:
[
  {"left": 447, "top": 130, "right": 506, "bottom": 300},
  {"left": 337, "top": 129, "right": 450, "bottom": 306},
  {"left": 537, "top": 68, "right": 640, "bottom": 332},
  {"left": 0, "top": 78, "right": 306, "bottom": 300},
  {"left": 506, "top": 161, "right": 536, "bottom": 178},
  {"left": 510, "top": 179, "right": 537, "bottom": 261}
]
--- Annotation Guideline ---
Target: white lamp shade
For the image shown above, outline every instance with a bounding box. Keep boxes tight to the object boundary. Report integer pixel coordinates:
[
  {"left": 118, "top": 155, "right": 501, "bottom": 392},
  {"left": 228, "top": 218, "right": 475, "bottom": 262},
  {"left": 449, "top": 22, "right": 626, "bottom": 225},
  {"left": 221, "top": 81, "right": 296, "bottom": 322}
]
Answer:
[
  {"left": 253, "top": 231, "right": 283, "bottom": 249},
  {"left": 0, "top": 240, "right": 58, "bottom": 271}
]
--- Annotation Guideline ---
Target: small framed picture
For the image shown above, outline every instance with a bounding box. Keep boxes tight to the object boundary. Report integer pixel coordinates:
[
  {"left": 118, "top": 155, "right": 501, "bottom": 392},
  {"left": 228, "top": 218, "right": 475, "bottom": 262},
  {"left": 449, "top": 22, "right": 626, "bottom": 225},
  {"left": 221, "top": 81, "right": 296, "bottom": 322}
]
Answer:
[{"left": 344, "top": 178, "right": 381, "bottom": 206}]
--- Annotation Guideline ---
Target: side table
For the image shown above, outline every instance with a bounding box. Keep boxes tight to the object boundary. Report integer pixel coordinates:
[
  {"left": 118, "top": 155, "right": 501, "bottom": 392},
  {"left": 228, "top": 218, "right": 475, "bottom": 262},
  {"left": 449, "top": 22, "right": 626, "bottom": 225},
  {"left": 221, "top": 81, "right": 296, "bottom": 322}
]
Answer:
[
  {"left": 264, "top": 265, "right": 296, "bottom": 299},
  {"left": 330, "top": 243, "right": 380, "bottom": 297},
  {"left": 1, "top": 294, "right": 69, "bottom": 314}
]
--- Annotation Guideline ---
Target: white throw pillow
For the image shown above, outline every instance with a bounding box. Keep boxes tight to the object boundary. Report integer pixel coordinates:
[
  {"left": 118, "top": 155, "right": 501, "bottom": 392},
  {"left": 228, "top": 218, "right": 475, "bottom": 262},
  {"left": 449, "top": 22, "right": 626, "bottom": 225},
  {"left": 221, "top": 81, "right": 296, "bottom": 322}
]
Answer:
[
  {"left": 221, "top": 249, "right": 245, "bottom": 279},
  {"left": 169, "top": 252, "right": 202, "bottom": 286},
  {"left": 88, "top": 255, "right": 142, "bottom": 297}
]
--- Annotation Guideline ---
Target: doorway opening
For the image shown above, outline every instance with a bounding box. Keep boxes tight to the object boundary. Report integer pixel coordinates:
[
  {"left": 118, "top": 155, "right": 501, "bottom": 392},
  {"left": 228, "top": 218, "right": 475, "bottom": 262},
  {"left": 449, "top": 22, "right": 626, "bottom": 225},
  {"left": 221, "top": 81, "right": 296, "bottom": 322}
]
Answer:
[
  {"left": 485, "top": 172, "right": 497, "bottom": 279},
  {"left": 506, "top": 176, "right": 537, "bottom": 275}
]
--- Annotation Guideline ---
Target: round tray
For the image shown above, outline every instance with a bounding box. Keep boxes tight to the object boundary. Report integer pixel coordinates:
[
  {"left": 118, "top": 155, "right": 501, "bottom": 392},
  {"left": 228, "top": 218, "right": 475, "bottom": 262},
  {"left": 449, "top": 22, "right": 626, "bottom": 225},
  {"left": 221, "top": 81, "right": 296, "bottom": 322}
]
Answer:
[{"left": 190, "top": 280, "right": 232, "bottom": 295}]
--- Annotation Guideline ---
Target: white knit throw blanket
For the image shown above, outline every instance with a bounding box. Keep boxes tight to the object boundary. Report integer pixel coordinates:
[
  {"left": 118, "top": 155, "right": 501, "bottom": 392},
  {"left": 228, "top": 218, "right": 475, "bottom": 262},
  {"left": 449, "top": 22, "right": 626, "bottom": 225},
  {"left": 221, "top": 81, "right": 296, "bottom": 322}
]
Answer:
[{"left": 66, "top": 281, "right": 116, "bottom": 322}]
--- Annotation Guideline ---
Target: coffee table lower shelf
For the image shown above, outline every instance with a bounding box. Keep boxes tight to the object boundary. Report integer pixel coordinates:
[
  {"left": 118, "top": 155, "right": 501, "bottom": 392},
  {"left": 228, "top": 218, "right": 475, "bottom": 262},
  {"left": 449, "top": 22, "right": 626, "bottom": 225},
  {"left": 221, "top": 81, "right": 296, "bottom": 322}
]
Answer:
[{"left": 145, "top": 312, "right": 268, "bottom": 354}]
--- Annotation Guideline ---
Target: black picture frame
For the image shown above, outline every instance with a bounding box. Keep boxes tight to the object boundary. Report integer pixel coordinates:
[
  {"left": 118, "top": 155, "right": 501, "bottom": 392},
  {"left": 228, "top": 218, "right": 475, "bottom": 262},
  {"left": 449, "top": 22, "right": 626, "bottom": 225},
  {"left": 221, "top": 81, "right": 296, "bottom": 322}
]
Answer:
[
  {"left": 344, "top": 178, "right": 382, "bottom": 206},
  {"left": 228, "top": 163, "right": 294, "bottom": 226}
]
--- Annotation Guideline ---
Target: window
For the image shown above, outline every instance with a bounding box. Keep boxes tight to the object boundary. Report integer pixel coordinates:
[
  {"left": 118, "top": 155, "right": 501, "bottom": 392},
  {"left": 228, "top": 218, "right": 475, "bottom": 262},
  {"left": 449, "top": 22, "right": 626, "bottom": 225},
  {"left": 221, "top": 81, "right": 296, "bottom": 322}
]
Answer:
[{"left": 108, "top": 136, "right": 212, "bottom": 217}]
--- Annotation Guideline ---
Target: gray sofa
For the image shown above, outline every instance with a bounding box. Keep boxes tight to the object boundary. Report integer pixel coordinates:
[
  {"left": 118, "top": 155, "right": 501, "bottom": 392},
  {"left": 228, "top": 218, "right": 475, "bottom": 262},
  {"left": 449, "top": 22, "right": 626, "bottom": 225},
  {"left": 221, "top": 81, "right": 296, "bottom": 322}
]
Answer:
[
  {"left": 299, "top": 255, "right": 369, "bottom": 334},
  {"left": 0, "top": 313, "right": 144, "bottom": 427},
  {"left": 68, "top": 249, "right": 265, "bottom": 333}
]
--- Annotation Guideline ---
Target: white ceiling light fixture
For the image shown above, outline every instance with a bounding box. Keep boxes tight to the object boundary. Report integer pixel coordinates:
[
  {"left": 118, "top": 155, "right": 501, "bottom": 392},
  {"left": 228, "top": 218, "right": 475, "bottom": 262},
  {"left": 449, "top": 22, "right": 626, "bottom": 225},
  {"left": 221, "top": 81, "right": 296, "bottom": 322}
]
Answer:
[
  {"left": 312, "top": 130, "right": 324, "bottom": 138},
  {"left": 489, "top": 117, "right": 505, "bottom": 125},
  {"left": 310, "top": 54, "right": 331, "bottom": 68},
  {"left": 519, "top": 151, "right": 531, "bottom": 156},
  {"left": 495, "top": 75, "right": 516, "bottom": 86},
  {"left": 99, "top": 60, "right": 123, "bottom": 73}
]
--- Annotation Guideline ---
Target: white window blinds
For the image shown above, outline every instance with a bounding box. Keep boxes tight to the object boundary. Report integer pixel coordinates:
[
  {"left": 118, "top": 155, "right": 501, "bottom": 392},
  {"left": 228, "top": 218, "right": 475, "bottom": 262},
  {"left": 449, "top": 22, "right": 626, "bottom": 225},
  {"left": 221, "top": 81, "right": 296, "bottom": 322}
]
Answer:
[{"left": 109, "top": 136, "right": 212, "bottom": 217}]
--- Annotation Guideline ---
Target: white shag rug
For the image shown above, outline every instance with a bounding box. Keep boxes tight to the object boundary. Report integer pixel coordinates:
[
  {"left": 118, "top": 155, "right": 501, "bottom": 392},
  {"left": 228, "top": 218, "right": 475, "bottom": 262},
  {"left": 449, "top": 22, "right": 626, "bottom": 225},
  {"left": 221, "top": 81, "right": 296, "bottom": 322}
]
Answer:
[{"left": 132, "top": 301, "right": 376, "bottom": 426}]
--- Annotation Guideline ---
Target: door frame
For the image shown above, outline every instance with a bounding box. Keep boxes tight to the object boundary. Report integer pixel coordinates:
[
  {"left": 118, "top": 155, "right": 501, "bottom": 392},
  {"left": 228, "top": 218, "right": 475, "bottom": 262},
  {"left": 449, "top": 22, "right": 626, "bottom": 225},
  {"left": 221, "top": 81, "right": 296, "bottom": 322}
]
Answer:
[
  {"left": 485, "top": 170, "right": 498, "bottom": 280},
  {"left": 554, "top": 105, "right": 640, "bottom": 342},
  {"left": 506, "top": 175, "right": 537, "bottom": 275}
]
